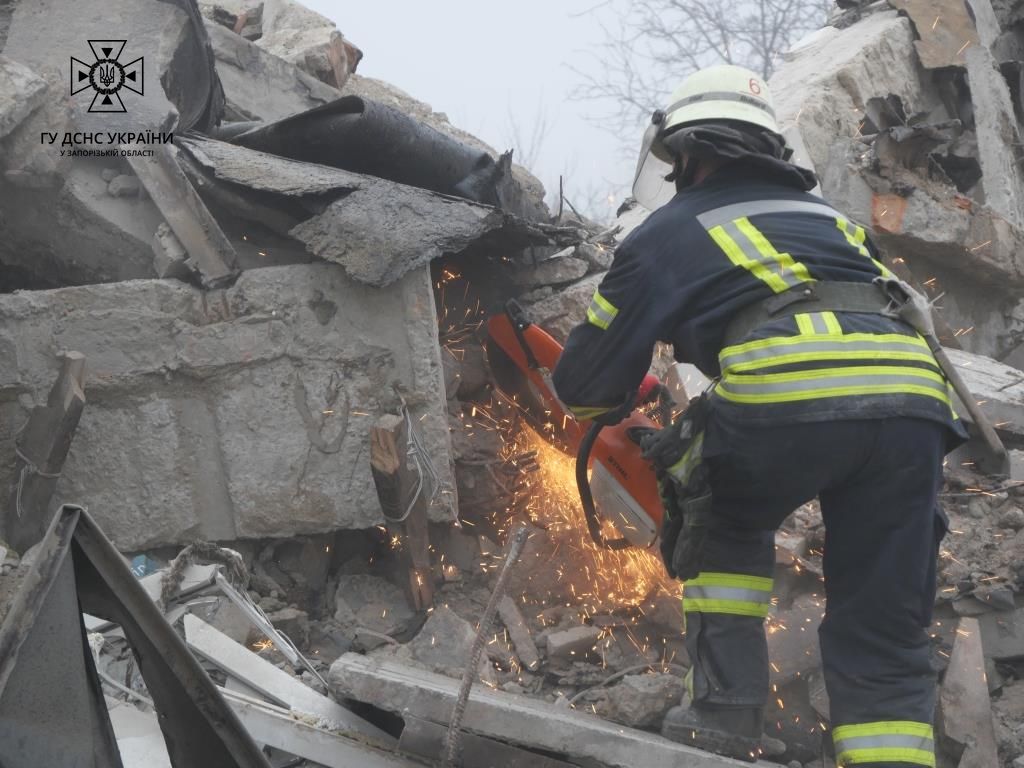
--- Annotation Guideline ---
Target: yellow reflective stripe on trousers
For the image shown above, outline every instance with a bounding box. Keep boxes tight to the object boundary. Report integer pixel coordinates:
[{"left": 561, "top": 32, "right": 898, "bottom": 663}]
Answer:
[
  {"left": 683, "top": 572, "right": 773, "bottom": 618},
  {"left": 834, "top": 721, "right": 935, "bottom": 766},
  {"left": 716, "top": 365, "right": 952, "bottom": 406},
  {"left": 586, "top": 290, "right": 618, "bottom": 330},
  {"left": 707, "top": 218, "right": 813, "bottom": 294},
  {"left": 719, "top": 334, "right": 938, "bottom": 375}
]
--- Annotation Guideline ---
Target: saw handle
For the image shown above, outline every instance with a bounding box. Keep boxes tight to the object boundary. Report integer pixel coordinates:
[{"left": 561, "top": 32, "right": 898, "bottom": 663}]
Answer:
[{"left": 576, "top": 422, "right": 632, "bottom": 551}]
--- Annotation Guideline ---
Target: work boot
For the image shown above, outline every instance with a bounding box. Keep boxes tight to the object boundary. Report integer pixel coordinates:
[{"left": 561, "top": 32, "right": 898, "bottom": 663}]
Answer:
[{"left": 661, "top": 703, "right": 763, "bottom": 762}]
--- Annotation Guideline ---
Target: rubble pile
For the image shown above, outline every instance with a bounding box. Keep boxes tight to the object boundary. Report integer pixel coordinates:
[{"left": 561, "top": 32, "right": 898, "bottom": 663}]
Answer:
[{"left": 0, "top": 0, "right": 1023, "bottom": 767}]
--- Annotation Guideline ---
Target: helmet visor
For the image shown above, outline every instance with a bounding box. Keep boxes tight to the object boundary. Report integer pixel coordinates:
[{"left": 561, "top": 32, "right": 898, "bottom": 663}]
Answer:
[{"left": 632, "top": 121, "right": 676, "bottom": 211}]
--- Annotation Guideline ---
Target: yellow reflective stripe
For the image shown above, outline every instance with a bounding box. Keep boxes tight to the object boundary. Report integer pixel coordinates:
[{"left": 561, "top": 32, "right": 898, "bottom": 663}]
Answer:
[
  {"left": 586, "top": 290, "right": 618, "bottom": 330},
  {"left": 683, "top": 573, "right": 773, "bottom": 617},
  {"left": 708, "top": 225, "right": 791, "bottom": 294},
  {"left": 834, "top": 721, "right": 935, "bottom": 766},
  {"left": 837, "top": 217, "right": 893, "bottom": 278},
  {"left": 683, "top": 598, "right": 771, "bottom": 618},
  {"left": 717, "top": 365, "right": 952, "bottom": 406},
  {"left": 733, "top": 217, "right": 813, "bottom": 288},
  {"left": 725, "top": 349, "right": 939, "bottom": 376},
  {"left": 836, "top": 217, "right": 870, "bottom": 258},
  {"left": 821, "top": 311, "right": 843, "bottom": 334},
  {"left": 686, "top": 572, "right": 773, "bottom": 591},
  {"left": 567, "top": 405, "right": 614, "bottom": 420},
  {"left": 836, "top": 748, "right": 934, "bottom": 766},
  {"left": 795, "top": 313, "right": 816, "bottom": 335},
  {"left": 721, "top": 332, "right": 931, "bottom": 358},
  {"left": 833, "top": 721, "right": 934, "bottom": 740},
  {"left": 666, "top": 431, "right": 704, "bottom": 486}
]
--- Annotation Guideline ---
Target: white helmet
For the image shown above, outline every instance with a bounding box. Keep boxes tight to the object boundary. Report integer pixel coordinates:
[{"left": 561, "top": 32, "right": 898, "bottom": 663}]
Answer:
[{"left": 632, "top": 64, "right": 780, "bottom": 210}]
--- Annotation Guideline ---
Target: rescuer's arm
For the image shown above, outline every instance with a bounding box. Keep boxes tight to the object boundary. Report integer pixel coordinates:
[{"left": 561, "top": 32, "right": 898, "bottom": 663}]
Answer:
[{"left": 552, "top": 241, "right": 668, "bottom": 423}]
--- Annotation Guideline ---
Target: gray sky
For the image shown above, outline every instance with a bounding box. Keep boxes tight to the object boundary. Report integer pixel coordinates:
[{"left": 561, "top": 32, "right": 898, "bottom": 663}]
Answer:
[{"left": 303, "top": 0, "right": 655, "bottom": 220}]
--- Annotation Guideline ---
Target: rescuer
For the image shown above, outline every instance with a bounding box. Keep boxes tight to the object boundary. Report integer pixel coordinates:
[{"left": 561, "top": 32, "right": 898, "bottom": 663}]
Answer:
[{"left": 551, "top": 64, "right": 966, "bottom": 766}]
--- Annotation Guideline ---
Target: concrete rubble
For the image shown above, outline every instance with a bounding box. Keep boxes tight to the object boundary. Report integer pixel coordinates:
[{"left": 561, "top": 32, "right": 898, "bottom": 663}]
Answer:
[{"left": 1, "top": 0, "right": 1024, "bottom": 766}]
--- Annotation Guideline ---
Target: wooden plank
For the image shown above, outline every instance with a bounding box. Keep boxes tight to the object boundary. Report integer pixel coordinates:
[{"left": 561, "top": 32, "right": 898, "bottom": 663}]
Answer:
[
  {"left": 939, "top": 618, "right": 999, "bottom": 767},
  {"left": 398, "top": 715, "right": 580, "bottom": 768},
  {"left": 222, "top": 689, "right": 420, "bottom": 768},
  {"left": 370, "top": 413, "right": 434, "bottom": 611},
  {"left": 4, "top": 352, "right": 86, "bottom": 552},
  {"left": 124, "top": 144, "right": 237, "bottom": 288},
  {"left": 329, "top": 654, "right": 757, "bottom": 768},
  {"left": 183, "top": 614, "right": 394, "bottom": 746}
]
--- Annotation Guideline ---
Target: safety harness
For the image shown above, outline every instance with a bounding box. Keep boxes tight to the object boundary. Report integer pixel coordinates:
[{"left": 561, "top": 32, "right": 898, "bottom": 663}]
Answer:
[{"left": 647, "top": 277, "right": 1008, "bottom": 581}]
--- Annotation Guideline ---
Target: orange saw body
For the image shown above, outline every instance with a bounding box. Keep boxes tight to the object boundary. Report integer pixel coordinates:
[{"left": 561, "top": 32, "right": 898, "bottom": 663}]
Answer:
[{"left": 487, "top": 303, "right": 664, "bottom": 549}]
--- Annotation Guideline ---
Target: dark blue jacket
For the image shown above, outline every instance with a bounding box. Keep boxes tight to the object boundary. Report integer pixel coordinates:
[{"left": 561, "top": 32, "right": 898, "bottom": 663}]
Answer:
[{"left": 552, "top": 163, "right": 964, "bottom": 437}]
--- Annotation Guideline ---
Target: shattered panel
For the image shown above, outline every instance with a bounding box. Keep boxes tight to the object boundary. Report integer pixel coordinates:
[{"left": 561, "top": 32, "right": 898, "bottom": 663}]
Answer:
[{"left": 0, "top": 264, "right": 455, "bottom": 550}]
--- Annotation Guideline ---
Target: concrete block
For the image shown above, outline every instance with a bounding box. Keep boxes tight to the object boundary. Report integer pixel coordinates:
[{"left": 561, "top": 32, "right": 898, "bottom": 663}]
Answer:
[
  {"left": 546, "top": 625, "right": 601, "bottom": 661},
  {"left": 205, "top": 21, "right": 341, "bottom": 122},
  {"left": 0, "top": 262, "right": 455, "bottom": 550},
  {"left": 966, "top": 42, "right": 1024, "bottom": 230},
  {"left": 940, "top": 617, "right": 1000, "bottom": 767},
  {"left": 770, "top": 11, "right": 944, "bottom": 177},
  {"left": 947, "top": 349, "right": 1024, "bottom": 438},
  {"left": 604, "top": 674, "right": 685, "bottom": 728}
]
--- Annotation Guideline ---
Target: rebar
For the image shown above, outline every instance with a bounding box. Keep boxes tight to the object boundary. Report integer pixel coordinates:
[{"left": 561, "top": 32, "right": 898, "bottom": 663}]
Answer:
[{"left": 442, "top": 525, "right": 529, "bottom": 768}]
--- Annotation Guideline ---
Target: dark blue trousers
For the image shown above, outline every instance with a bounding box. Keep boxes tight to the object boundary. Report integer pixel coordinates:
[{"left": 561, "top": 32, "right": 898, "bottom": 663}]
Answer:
[{"left": 684, "top": 417, "right": 947, "bottom": 767}]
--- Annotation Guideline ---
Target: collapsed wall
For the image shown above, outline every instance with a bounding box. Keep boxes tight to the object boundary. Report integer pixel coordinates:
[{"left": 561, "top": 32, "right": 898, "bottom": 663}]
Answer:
[
  {"left": 771, "top": 0, "right": 1024, "bottom": 362},
  {"left": 0, "top": 264, "right": 453, "bottom": 551}
]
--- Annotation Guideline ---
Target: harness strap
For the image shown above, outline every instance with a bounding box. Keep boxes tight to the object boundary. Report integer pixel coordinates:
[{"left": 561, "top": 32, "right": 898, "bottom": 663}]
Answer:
[{"left": 723, "top": 281, "right": 892, "bottom": 347}]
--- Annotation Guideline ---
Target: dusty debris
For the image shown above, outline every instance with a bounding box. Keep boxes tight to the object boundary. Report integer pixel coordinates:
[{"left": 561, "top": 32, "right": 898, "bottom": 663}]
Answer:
[
  {"left": 0, "top": 56, "right": 47, "bottom": 141},
  {"left": 603, "top": 673, "right": 685, "bottom": 728}
]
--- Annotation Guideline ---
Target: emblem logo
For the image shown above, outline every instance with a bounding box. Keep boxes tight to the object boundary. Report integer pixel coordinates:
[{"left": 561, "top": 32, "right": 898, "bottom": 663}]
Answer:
[{"left": 70, "top": 41, "right": 143, "bottom": 113}]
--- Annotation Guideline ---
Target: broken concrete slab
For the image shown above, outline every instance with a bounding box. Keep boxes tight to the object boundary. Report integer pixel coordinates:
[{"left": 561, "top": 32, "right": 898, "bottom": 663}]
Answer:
[
  {"left": 770, "top": 10, "right": 945, "bottom": 176},
  {"left": 939, "top": 617, "right": 1000, "bottom": 767},
  {"left": 179, "top": 136, "right": 547, "bottom": 288},
  {"left": 183, "top": 613, "right": 393, "bottom": 743},
  {"left": 257, "top": 0, "right": 361, "bottom": 89},
  {"left": 977, "top": 606, "right": 1024, "bottom": 660},
  {"left": 887, "top": 0, "right": 980, "bottom": 69},
  {"left": 0, "top": 262, "right": 455, "bottom": 550},
  {"left": 126, "top": 145, "right": 238, "bottom": 288},
  {"left": 329, "top": 653, "right": 756, "bottom": 768},
  {"left": 0, "top": 56, "right": 47, "bottom": 141},
  {"left": 965, "top": 41, "right": 1024, "bottom": 230},
  {"left": 205, "top": 21, "right": 341, "bottom": 122},
  {"left": 151, "top": 223, "right": 191, "bottom": 280},
  {"left": 546, "top": 625, "right": 602, "bottom": 662},
  {"left": 222, "top": 689, "right": 415, "bottom": 767},
  {"left": 947, "top": 349, "right": 1024, "bottom": 438}
]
